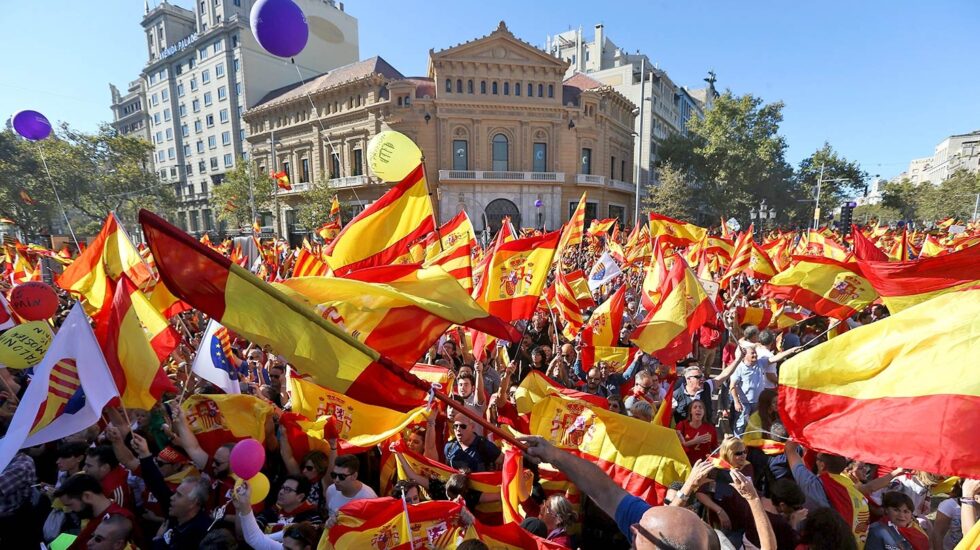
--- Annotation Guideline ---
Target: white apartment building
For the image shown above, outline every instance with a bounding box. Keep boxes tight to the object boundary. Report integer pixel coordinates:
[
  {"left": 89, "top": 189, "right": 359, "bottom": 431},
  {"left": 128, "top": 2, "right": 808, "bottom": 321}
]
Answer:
[
  {"left": 109, "top": 79, "right": 150, "bottom": 140},
  {"left": 546, "top": 24, "right": 716, "bottom": 187},
  {"left": 112, "top": 0, "right": 358, "bottom": 235},
  {"left": 902, "top": 130, "right": 980, "bottom": 185}
]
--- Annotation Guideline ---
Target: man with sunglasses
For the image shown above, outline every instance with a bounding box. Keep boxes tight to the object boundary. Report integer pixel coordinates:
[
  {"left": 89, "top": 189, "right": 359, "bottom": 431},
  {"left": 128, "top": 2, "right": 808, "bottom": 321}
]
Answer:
[
  {"left": 53, "top": 474, "right": 135, "bottom": 549},
  {"left": 86, "top": 513, "right": 135, "bottom": 550},
  {"left": 324, "top": 455, "right": 376, "bottom": 518},
  {"left": 257, "top": 475, "right": 321, "bottom": 534},
  {"left": 444, "top": 412, "right": 503, "bottom": 473}
]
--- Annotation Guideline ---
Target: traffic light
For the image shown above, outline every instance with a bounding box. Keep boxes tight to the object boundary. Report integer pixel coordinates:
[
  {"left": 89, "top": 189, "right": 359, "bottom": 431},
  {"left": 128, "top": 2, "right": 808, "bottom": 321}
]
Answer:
[{"left": 840, "top": 201, "right": 857, "bottom": 235}]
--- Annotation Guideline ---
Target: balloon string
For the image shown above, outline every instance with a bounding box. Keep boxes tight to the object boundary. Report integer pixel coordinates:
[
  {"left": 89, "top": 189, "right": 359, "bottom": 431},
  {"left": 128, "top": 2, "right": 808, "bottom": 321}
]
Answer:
[{"left": 35, "top": 143, "right": 81, "bottom": 250}]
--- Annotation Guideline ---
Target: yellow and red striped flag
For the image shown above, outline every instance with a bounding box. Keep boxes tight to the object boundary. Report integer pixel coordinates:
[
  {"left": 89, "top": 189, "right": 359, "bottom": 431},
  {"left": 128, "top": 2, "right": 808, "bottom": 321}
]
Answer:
[
  {"left": 424, "top": 242, "right": 473, "bottom": 293},
  {"left": 501, "top": 445, "right": 526, "bottom": 524},
  {"left": 631, "top": 257, "right": 716, "bottom": 365},
  {"left": 855, "top": 242, "right": 980, "bottom": 312},
  {"left": 93, "top": 276, "right": 177, "bottom": 410},
  {"left": 140, "top": 210, "right": 430, "bottom": 411},
  {"left": 648, "top": 211, "right": 707, "bottom": 247},
  {"left": 780, "top": 288, "right": 980, "bottom": 477},
  {"left": 291, "top": 248, "right": 329, "bottom": 278},
  {"left": 556, "top": 192, "right": 587, "bottom": 257},
  {"left": 321, "top": 498, "right": 468, "bottom": 550},
  {"left": 587, "top": 218, "right": 617, "bottom": 237},
  {"left": 325, "top": 164, "right": 435, "bottom": 276},
  {"left": 475, "top": 230, "right": 560, "bottom": 322},
  {"left": 585, "top": 284, "right": 626, "bottom": 347},
  {"left": 181, "top": 394, "right": 275, "bottom": 455},
  {"left": 763, "top": 256, "right": 877, "bottom": 319},
  {"left": 147, "top": 279, "right": 192, "bottom": 319},
  {"left": 329, "top": 195, "right": 341, "bottom": 219},
  {"left": 554, "top": 269, "right": 585, "bottom": 340},
  {"left": 57, "top": 213, "right": 153, "bottom": 314},
  {"left": 273, "top": 170, "right": 291, "bottom": 190},
  {"left": 734, "top": 305, "right": 775, "bottom": 329},
  {"left": 652, "top": 379, "right": 676, "bottom": 427},
  {"left": 721, "top": 228, "right": 778, "bottom": 287}
]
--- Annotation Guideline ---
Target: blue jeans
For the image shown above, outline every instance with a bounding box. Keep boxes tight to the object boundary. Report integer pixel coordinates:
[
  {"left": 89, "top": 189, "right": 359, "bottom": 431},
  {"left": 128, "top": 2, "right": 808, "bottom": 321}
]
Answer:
[{"left": 733, "top": 402, "right": 757, "bottom": 437}]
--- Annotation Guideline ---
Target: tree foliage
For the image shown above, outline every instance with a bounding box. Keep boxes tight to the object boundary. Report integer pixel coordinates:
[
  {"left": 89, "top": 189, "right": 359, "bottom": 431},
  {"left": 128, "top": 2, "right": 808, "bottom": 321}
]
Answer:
[
  {"left": 642, "top": 162, "right": 697, "bottom": 221},
  {"left": 0, "top": 125, "right": 175, "bottom": 235},
  {"left": 293, "top": 171, "right": 347, "bottom": 232},
  {"left": 794, "top": 142, "right": 867, "bottom": 224},
  {"left": 877, "top": 170, "right": 980, "bottom": 225},
  {"left": 209, "top": 159, "right": 276, "bottom": 229}
]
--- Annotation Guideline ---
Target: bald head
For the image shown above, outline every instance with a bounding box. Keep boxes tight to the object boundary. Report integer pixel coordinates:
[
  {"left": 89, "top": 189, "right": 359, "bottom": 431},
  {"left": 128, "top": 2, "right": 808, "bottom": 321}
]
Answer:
[{"left": 632, "top": 506, "right": 720, "bottom": 550}]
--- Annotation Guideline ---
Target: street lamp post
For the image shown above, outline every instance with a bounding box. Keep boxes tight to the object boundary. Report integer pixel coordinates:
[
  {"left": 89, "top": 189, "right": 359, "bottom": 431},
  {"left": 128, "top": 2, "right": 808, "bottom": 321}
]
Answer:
[{"left": 749, "top": 199, "right": 777, "bottom": 239}]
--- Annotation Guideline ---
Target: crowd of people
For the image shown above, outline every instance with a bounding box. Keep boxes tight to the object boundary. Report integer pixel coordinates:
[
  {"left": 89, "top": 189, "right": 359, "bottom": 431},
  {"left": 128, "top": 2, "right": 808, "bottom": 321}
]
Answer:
[{"left": 0, "top": 218, "right": 977, "bottom": 550}]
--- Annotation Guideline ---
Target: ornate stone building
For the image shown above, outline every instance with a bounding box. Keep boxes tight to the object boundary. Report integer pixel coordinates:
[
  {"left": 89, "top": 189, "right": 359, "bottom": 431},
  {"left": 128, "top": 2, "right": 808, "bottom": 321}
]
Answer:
[{"left": 244, "top": 22, "right": 637, "bottom": 242}]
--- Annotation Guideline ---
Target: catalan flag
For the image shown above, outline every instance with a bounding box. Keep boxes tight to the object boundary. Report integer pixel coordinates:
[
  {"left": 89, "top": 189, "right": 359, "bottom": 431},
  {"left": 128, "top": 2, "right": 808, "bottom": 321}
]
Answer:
[
  {"left": 722, "top": 228, "right": 778, "bottom": 286},
  {"left": 57, "top": 213, "right": 153, "bottom": 314},
  {"left": 277, "top": 264, "right": 520, "bottom": 366},
  {"left": 554, "top": 269, "right": 585, "bottom": 340},
  {"left": 648, "top": 211, "right": 707, "bottom": 247},
  {"left": 763, "top": 256, "right": 878, "bottom": 319},
  {"left": 855, "top": 242, "right": 980, "bottom": 313},
  {"left": 140, "top": 209, "right": 429, "bottom": 411},
  {"left": 291, "top": 248, "right": 329, "bottom": 278},
  {"left": 325, "top": 164, "right": 435, "bottom": 276},
  {"left": 556, "top": 191, "right": 587, "bottom": 257},
  {"left": 475, "top": 230, "right": 560, "bottom": 322},
  {"left": 527, "top": 394, "right": 690, "bottom": 504},
  {"left": 780, "top": 288, "right": 980, "bottom": 477},
  {"left": 631, "top": 257, "right": 715, "bottom": 365}
]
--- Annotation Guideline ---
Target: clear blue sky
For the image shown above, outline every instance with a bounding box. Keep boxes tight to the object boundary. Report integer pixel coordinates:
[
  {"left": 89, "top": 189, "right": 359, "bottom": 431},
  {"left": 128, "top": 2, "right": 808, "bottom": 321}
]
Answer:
[{"left": 2, "top": 0, "right": 978, "bottom": 179}]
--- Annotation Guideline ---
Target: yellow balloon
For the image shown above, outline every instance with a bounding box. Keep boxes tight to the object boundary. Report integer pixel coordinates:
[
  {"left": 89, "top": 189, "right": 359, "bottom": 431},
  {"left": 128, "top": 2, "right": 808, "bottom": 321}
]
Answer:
[
  {"left": 367, "top": 130, "right": 422, "bottom": 182},
  {"left": 0, "top": 321, "right": 52, "bottom": 370},
  {"left": 235, "top": 472, "right": 270, "bottom": 505}
]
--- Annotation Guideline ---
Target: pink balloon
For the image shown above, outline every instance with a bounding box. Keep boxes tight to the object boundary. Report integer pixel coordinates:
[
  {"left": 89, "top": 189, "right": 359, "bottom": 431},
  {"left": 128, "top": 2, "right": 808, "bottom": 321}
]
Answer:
[{"left": 230, "top": 438, "right": 265, "bottom": 480}]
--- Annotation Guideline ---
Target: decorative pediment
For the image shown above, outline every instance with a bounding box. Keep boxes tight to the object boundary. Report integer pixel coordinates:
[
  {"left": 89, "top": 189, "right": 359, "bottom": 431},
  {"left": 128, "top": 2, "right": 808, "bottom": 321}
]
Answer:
[{"left": 428, "top": 21, "right": 568, "bottom": 75}]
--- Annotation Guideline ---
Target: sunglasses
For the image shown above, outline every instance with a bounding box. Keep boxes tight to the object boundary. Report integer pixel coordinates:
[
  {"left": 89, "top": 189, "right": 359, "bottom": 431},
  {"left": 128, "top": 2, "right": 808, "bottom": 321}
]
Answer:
[
  {"left": 640, "top": 385, "right": 654, "bottom": 391},
  {"left": 733, "top": 450, "right": 747, "bottom": 456},
  {"left": 330, "top": 472, "right": 350, "bottom": 480},
  {"left": 687, "top": 375, "right": 704, "bottom": 380},
  {"left": 452, "top": 423, "right": 469, "bottom": 430}
]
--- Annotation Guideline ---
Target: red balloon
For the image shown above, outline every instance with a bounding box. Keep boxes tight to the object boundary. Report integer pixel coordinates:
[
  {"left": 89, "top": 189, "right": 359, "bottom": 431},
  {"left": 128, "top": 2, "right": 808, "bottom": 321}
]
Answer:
[{"left": 10, "top": 282, "right": 59, "bottom": 321}]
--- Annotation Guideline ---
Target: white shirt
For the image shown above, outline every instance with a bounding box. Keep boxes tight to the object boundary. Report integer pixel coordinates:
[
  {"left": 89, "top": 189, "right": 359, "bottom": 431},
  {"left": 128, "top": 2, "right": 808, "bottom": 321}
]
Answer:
[
  {"left": 937, "top": 498, "right": 962, "bottom": 550},
  {"left": 755, "top": 345, "right": 777, "bottom": 389},
  {"left": 326, "top": 482, "right": 377, "bottom": 517}
]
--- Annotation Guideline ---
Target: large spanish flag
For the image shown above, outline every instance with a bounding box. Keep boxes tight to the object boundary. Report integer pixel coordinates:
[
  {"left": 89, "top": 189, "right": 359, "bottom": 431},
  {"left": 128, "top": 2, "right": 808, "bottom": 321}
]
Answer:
[
  {"left": 763, "top": 256, "right": 878, "bottom": 319},
  {"left": 139, "top": 209, "right": 428, "bottom": 411},
  {"left": 528, "top": 394, "right": 690, "bottom": 504},
  {"left": 855, "top": 242, "right": 980, "bottom": 312},
  {"left": 515, "top": 371, "right": 611, "bottom": 413},
  {"left": 586, "top": 284, "right": 626, "bottom": 346},
  {"left": 851, "top": 224, "right": 889, "bottom": 261},
  {"left": 648, "top": 211, "right": 707, "bottom": 247},
  {"left": 476, "top": 230, "right": 560, "bottom": 322},
  {"left": 780, "top": 288, "right": 980, "bottom": 477},
  {"left": 57, "top": 213, "right": 153, "bottom": 313},
  {"left": 94, "top": 276, "right": 177, "bottom": 410},
  {"left": 325, "top": 164, "right": 435, "bottom": 275},
  {"left": 630, "top": 257, "right": 716, "bottom": 365},
  {"left": 320, "top": 498, "right": 465, "bottom": 550},
  {"left": 276, "top": 264, "right": 520, "bottom": 366},
  {"left": 181, "top": 394, "right": 276, "bottom": 455}
]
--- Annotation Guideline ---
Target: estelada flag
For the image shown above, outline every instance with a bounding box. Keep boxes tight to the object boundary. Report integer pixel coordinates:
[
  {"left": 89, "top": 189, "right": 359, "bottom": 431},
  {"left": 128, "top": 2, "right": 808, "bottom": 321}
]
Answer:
[
  {"left": 93, "top": 276, "right": 178, "bottom": 410},
  {"left": 57, "top": 213, "right": 153, "bottom": 314},
  {"left": 325, "top": 164, "right": 435, "bottom": 276},
  {"left": 322, "top": 498, "right": 468, "bottom": 550},
  {"left": 140, "top": 209, "right": 429, "bottom": 411},
  {"left": 181, "top": 394, "right": 275, "bottom": 456},
  {"left": 276, "top": 264, "right": 520, "bottom": 367},
  {"left": 475, "top": 230, "right": 560, "bottom": 322},
  {"left": 586, "top": 284, "right": 626, "bottom": 346},
  {"left": 648, "top": 211, "right": 707, "bottom": 247},
  {"left": 855, "top": 242, "right": 980, "bottom": 313},
  {"left": 763, "top": 256, "right": 878, "bottom": 319},
  {"left": 527, "top": 393, "right": 690, "bottom": 505},
  {"left": 631, "top": 257, "right": 715, "bottom": 366},
  {"left": 780, "top": 288, "right": 980, "bottom": 477},
  {"left": 287, "top": 375, "right": 427, "bottom": 451}
]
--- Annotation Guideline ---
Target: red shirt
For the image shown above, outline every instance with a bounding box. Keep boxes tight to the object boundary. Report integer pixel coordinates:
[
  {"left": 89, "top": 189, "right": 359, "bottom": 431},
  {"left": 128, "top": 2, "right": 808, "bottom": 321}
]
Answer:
[
  {"left": 69, "top": 502, "right": 134, "bottom": 550},
  {"left": 676, "top": 419, "right": 718, "bottom": 464},
  {"left": 100, "top": 466, "right": 134, "bottom": 512}
]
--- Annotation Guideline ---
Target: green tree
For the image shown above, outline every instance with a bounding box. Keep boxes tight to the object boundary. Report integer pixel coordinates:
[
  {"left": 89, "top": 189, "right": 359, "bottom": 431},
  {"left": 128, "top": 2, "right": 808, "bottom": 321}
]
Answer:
[
  {"left": 0, "top": 130, "right": 55, "bottom": 237},
  {"left": 210, "top": 159, "right": 275, "bottom": 229},
  {"left": 853, "top": 203, "right": 901, "bottom": 226},
  {"left": 918, "top": 169, "right": 980, "bottom": 222},
  {"left": 293, "top": 171, "right": 346, "bottom": 232},
  {"left": 658, "top": 92, "right": 795, "bottom": 224},
  {"left": 880, "top": 178, "right": 922, "bottom": 221},
  {"left": 794, "top": 142, "right": 867, "bottom": 225},
  {"left": 642, "top": 162, "right": 697, "bottom": 221}
]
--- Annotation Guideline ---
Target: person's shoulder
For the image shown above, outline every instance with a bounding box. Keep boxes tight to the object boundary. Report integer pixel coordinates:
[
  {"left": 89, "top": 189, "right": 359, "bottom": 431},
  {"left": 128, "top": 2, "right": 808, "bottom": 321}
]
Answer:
[
  {"left": 357, "top": 484, "right": 378, "bottom": 498},
  {"left": 936, "top": 496, "right": 959, "bottom": 515}
]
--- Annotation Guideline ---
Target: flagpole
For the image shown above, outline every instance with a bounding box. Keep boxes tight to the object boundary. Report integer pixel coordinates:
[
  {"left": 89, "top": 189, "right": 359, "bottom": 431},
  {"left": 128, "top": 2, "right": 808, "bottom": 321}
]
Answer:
[
  {"left": 35, "top": 144, "right": 81, "bottom": 249},
  {"left": 420, "top": 161, "right": 444, "bottom": 253}
]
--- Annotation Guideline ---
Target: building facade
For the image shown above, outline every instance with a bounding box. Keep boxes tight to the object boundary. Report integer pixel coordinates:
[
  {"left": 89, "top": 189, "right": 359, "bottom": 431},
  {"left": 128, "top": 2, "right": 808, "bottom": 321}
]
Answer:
[
  {"left": 244, "top": 22, "right": 638, "bottom": 243},
  {"left": 109, "top": 79, "right": 150, "bottom": 140},
  {"left": 901, "top": 130, "right": 980, "bottom": 185},
  {"left": 546, "top": 24, "right": 716, "bottom": 187},
  {"left": 110, "top": 0, "right": 359, "bottom": 235}
]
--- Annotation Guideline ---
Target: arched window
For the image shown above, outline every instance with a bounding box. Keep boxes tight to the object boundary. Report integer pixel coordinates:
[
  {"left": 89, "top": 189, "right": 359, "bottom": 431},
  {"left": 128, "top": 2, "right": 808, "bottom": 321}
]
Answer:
[
  {"left": 467, "top": 80, "right": 474, "bottom": 94},
  {"left": 480, "top": 81, "right": 487, "bottom": 94},
  {"left": 503, "top": 82, "right": 509, "bottom": 95},
  {"left": 548, "top": 84, "right": 554, "bottom": 98},
  {"left": 527, "top": 83, "right": 533, "bottom": 97},
  {"left": 492, "top": 133, "right": 508, "bottom": 171},
  {"left": 515, "top": 82, "right": 521, "bottom": 96},
  {"left": 456, "top": 79, "right": 463, "bottom": 93},
  {"left": 492, "top": 81, "right": 499, "bottom": 95},
  {"left": 445, "top": 79, "right": 452, "bottom": 93},
  {"left": 485, "top": 198, "right": 521, "bottom": 235},
  {"left": 538, "top": 84, "right": 544, "bottom": 97}
]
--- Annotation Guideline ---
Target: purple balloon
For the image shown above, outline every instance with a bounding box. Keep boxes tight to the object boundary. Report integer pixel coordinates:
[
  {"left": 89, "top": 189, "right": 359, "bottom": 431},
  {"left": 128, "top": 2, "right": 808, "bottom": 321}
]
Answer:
[
  {"left": 250, "top": 0, "right": 309, "bottom": 58},
  {"left": 230, "top": 438, "right": 265, "bottom": 480},
  {"left": 12, "top": 110, "right": 52, "bottom": 141},
  {"left": 534, "top": 199, "right": 543, "bottom": 208}
]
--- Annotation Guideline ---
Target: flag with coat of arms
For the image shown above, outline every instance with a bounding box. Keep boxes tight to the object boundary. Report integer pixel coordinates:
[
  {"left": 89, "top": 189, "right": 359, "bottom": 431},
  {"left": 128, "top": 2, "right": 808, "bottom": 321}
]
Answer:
[
  {"left": 588, "top": 251, "right": 622, "bottom": 292},
  {"left": 191, "top": 319, "right": 242, "bottom": 394}
]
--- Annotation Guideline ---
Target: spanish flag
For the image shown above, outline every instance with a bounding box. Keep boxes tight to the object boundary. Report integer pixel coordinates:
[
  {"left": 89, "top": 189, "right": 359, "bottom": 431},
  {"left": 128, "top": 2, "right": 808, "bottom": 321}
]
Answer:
[
  {"left": 423, "top": 237, "right": 474, "bottom": 294},
  {"left": 291, "top": 248, "right": 329, "bottom": 278},
  {"left": 273, "top": 170, "right": 291, "bottom": 190},
  {"left": 462, "top": 517, "right": 567, "bottom": 549},
  {"left": 139, "top": 209, "right": 429, "bottom": 411},
  {"left": 181, "top": 394, "right": 275, "bottom": 455},
  {"left": 734, "top": 305, "right": 774, "bottom": 329},
  {"left": 475, "top": 230, "right": 560, "bottom": 322},
  {"left": 956, "top": 521, "right": 980, "bottom": 550},
  {"left": 556, "top": 191, "right": 587, "bottom": 256},
  {"left": 435, "top": 209, "right": 478, "bottom": 253},
  {"left": 763, "top": 256, "right": 878, "bottom": 319},
  {"left": 501, "top": 445, "right": 526, "bottom": 524},
  {"left": 919, "top": 234, "right": 947, "bottom": 258},
  {"left": 276, "top": 264, "right": 520, "bottom": 366},
  {"left": 320, "top": 497, "right": 466, "bottom": 550},
  {"left": 851, "top": 224, "right": 889, "bottom": 261},
  {"left": 585, "top": 284, "right": 626, "bottom": 346},
  {"left": 631, "top": 257, "right": 715, "bottom": 366},
  {"left": 287, "top": 375, "right": 428, "bottom": 450},
  {"left": 329, "top": 195, "right": 341, "bottom": 219},
  {"left": 780, "top": 288, "right": 980, "bottom": 477},
  {"left": 57, "top": 213, "right": 153, "bottom": 314},
  {"left": 640, "top": 238, "right": 671, "bottom": 309},
  {"left": 577, "top": 342, "right": 636, "bottom": 379},
  {"left": 515, "top": 371, "right": 611, "bottom": 413},
  {"left": 325, "top": 164, "right": 435, "bottom": 275},
  {"left": 855, "top": 242, "right": 980, "bottom": 312},
  {"left": 93, "top": 276, "right": 177, "bottom": 410},
  {"left": 652, "top": 379, "right": 676, "bottom": 427},
  {"left": 528, "top": 394, "right": 690, "bottom": 505},
  {"left": 587, "top": 218, "right": 617, "bottom": 237},
  {"left": 649, "top": 211, "right": 707, "bottom": 247},
  {"left": 316, "top": 220, "right": 341, "bottom": 244},
  {"left": 147, "top": 279, "right": 193, "bottom": 319}
]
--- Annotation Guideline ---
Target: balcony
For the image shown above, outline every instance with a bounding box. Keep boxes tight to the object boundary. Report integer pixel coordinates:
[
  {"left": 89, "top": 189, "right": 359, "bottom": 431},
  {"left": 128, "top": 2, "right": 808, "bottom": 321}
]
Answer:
[
  {"left": 329, "top": 175, "right": 371, "bottom": 189},
  {"left": 276, "top": 181, "right": 310, "bottom": 195},
  {"left": 439, "top": 170, "right": 564, "bottom": 183},
  {"left": 576, "top": 174, "right": 605, "bottom": 186},
  {"left": 609, "top": 178, "right": 636, "bottom": 193}
]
